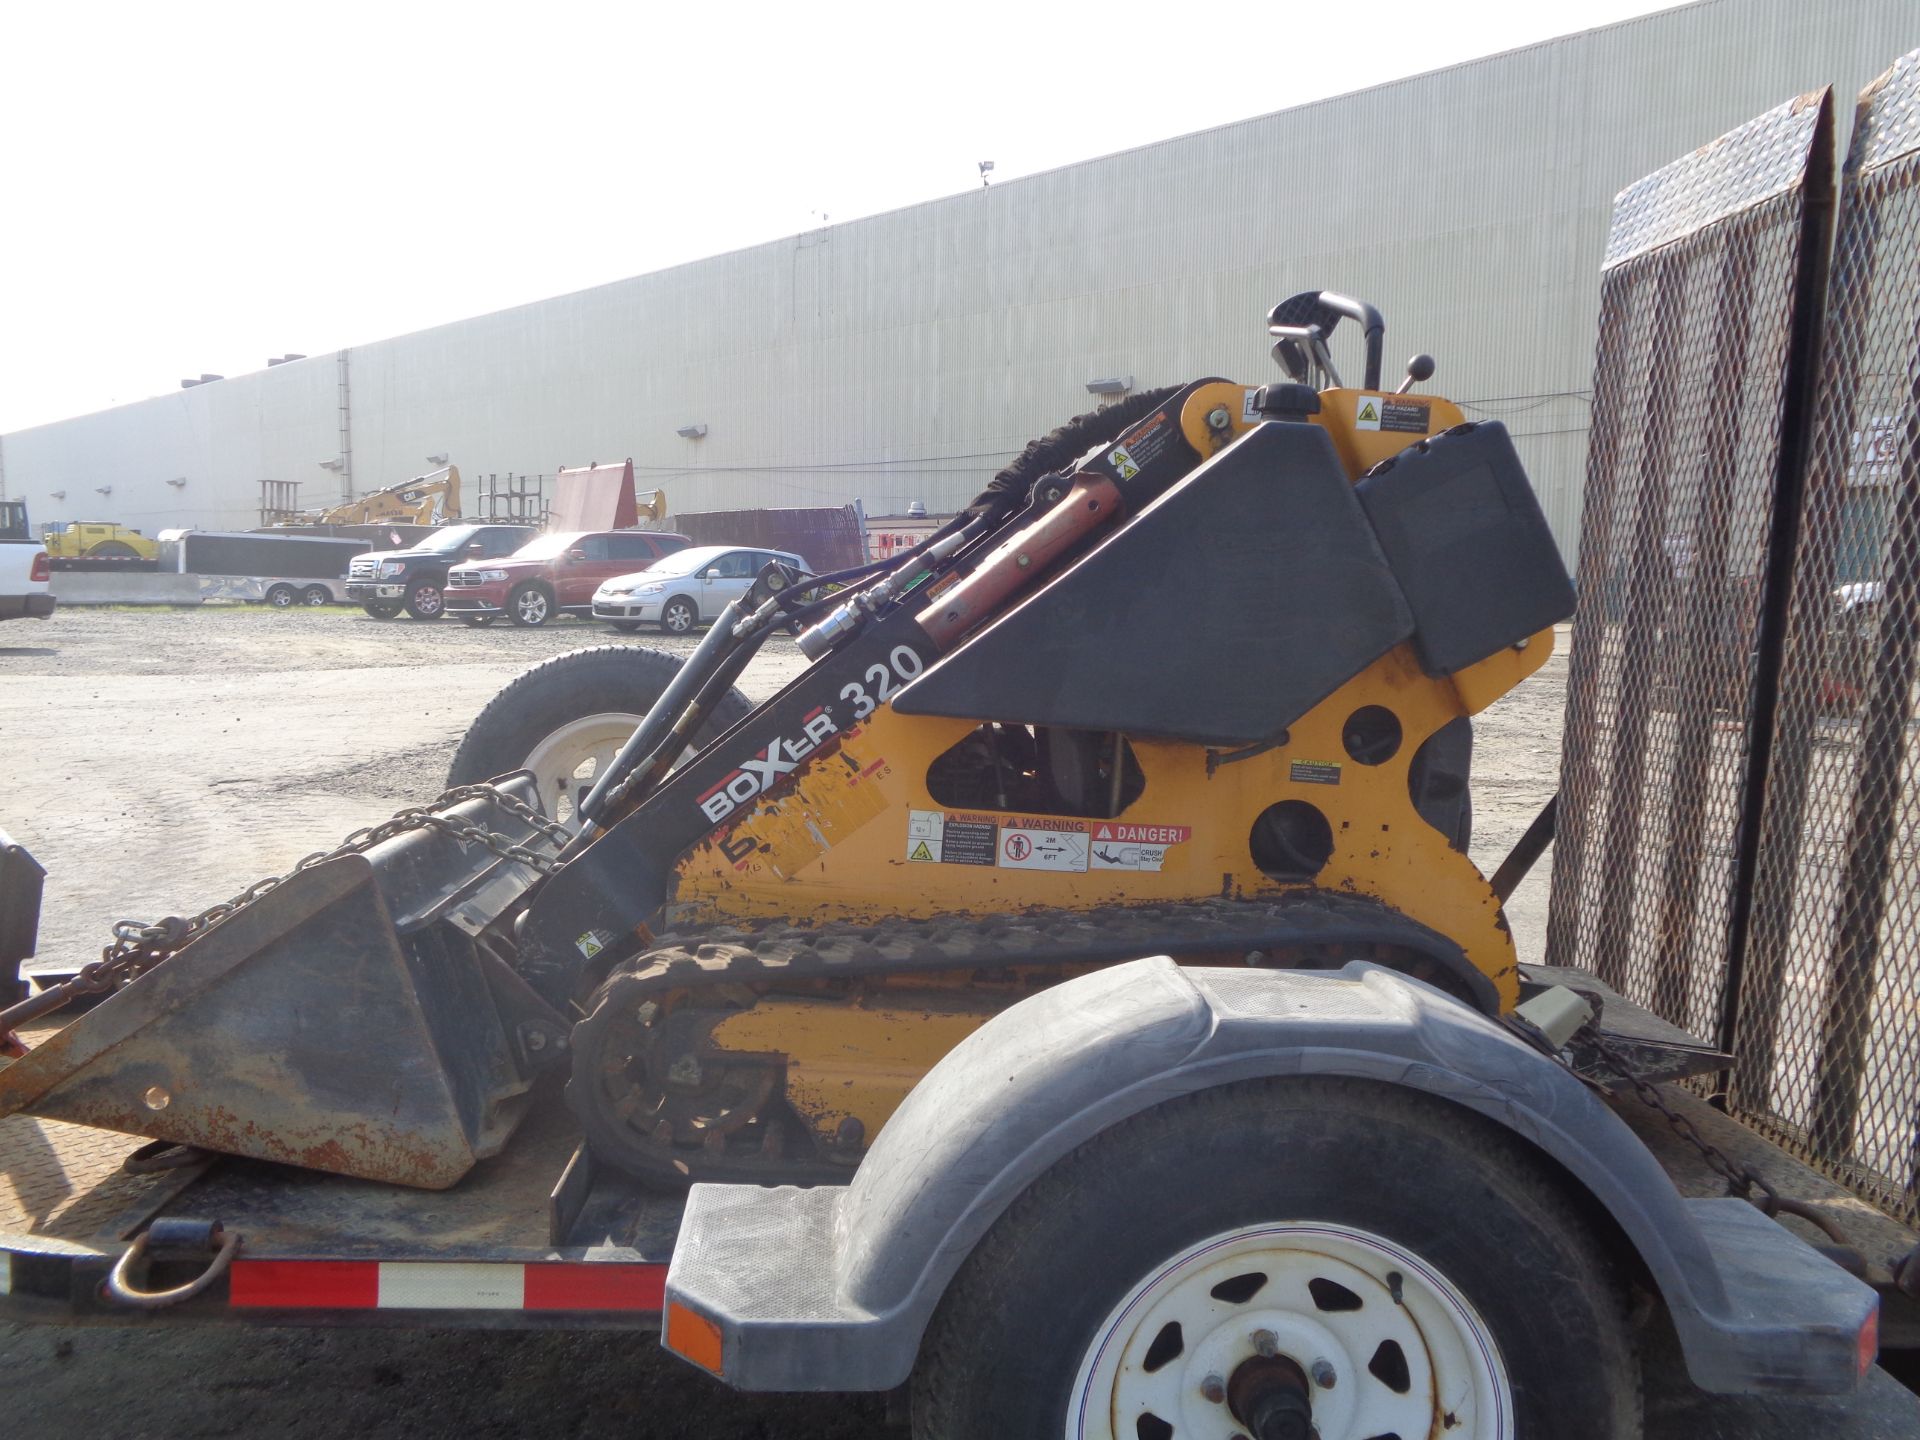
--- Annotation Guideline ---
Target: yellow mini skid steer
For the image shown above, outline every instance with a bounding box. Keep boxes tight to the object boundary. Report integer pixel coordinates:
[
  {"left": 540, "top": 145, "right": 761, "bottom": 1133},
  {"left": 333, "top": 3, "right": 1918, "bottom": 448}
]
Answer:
[{"left": 0, "top": 294, "right": 1583, "bottom": 1191}]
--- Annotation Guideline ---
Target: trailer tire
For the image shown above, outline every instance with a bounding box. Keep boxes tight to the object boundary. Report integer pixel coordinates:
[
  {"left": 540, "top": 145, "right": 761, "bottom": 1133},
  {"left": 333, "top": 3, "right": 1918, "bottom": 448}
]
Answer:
[
  {"left": 911, "top": 1076, "right": 1640, "bottom": 1440},
  {"left": 447, "top": 645, "right": 754, "bottom": 826},
  {"left": 265, "top": 584, "right": 298, "bottom": 609},
  {"left": 301, "top": 585, "right": 332, "bottom": 607},
  {"left": 363, "top": 601, "right": 402, "bottom": 619}
]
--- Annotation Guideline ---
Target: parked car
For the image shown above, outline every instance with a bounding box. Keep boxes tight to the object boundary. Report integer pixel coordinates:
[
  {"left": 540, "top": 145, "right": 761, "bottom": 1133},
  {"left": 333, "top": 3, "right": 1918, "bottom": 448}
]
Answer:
[
  {"left": 592, "top": 544, "right": 810, "bottom": 634},
  {"left": 444, "top": 529, "right": 691, "bottom": 627},
  {"left": 344, "top": 522, "right": 537, "bottom": 620}
]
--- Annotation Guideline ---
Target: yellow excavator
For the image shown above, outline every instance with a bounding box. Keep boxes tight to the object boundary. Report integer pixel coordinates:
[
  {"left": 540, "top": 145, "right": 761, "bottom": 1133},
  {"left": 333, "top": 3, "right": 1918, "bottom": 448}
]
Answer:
[
  {"left": 272, "top": 465, "right": 461, "bottom": 528},
  {"left": 1, "top": 293, "right": 1577, "bottom": 1192}
]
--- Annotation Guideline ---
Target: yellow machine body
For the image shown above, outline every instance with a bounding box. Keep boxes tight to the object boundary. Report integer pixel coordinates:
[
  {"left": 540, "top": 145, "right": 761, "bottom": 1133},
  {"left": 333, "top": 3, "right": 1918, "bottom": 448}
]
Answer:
[
  {"left": 41, "top": 521, "right": 160, "bottom": 560},
  {"left": 650, "top": 382, "right": 1553, "bottom": 1151}
]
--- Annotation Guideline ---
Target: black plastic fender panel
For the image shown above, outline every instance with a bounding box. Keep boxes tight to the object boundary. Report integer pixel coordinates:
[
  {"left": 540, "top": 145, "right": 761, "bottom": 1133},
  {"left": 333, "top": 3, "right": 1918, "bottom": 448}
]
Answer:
[{"left": 664, "top": 957, "right": 1876, "bottom": 1395}]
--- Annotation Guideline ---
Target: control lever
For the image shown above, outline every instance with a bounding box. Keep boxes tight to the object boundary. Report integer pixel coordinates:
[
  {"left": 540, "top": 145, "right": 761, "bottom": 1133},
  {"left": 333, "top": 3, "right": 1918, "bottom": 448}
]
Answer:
[{"left": 1396, "top": 353, "right": 1436, "bottom": 395}]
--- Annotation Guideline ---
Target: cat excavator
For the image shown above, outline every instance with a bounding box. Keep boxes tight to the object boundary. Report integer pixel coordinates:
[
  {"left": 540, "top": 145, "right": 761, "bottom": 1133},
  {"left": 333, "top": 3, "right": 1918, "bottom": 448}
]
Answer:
[{"left": 0, "top": 294, "right": 1576, "bottom": 1187}]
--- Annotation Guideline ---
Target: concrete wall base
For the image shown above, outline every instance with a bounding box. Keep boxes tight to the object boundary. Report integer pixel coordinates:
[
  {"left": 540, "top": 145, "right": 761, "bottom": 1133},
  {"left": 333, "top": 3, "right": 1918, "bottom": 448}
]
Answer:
[{"left": 50, "top": 572, "right": 203, "bottom": 606}]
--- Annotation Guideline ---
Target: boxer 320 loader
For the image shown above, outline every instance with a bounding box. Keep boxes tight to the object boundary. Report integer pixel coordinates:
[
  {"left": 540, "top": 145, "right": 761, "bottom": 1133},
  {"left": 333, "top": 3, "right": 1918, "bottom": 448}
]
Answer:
[{"left": 0, "top": 295, "right": 1879, "bottom": 1440}]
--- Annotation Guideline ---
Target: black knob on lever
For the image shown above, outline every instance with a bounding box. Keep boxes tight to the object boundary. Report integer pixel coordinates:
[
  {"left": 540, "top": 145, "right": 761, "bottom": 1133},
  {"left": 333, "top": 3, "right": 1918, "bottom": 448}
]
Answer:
[{"left": 1397, "top": 354, "right": 1436, "bottom": 395}]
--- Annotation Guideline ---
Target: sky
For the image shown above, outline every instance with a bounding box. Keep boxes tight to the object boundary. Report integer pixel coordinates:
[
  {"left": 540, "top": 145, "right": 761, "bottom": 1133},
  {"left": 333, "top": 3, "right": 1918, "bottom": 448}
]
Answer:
[{"left": 0, "top": 0, "right": 1689, "bottom": 434}]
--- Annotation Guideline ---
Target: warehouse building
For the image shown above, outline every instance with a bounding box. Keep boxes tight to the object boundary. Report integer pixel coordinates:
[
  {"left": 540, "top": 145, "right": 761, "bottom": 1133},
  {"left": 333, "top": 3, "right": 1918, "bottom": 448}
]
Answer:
[{"left": 2, "top": 0, "right": 1914, "bottom": 557}]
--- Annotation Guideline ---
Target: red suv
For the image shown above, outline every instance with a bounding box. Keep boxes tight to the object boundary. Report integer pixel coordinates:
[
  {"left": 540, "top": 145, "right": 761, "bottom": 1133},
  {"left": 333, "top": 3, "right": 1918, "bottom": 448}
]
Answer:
[{"left": 444, "top": 529, "right": 691, "bottom": 627}]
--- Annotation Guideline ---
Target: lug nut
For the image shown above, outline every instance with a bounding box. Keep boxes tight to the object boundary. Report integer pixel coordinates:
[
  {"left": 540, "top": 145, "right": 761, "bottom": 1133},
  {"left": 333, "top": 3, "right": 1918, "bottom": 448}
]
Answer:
[
  {"left": 1311, "top": 1358, "right": 1337, "bottom": 1389},
  {"left": 1251, "top": 1328, "right": 1279, "bottom": 1357},
  {"left": 1207, "top": 406, "right": 1232, "bottom": 430},
  {"left": 1200, "top": 1373, "right": 1226, "bottom": 1403}
]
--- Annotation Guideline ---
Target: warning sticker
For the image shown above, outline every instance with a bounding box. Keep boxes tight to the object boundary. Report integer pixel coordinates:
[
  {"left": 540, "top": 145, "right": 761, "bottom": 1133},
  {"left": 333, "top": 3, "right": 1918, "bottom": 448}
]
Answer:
[
  {"left": 1380, "top": 400, "right": 1431, "bottom": 435},
  {"left": 1092, "top": 822, "right": 1192, "bottom": 845},
  {"left": 1091, "top": 842, "right": 1168, "bottom": 871},
  {"left": 941, "top": 816, "right": 998, "bottom": 866},
  {"left": 1290, "top": 760, "right": 1342, "bottom": 786},
  {"left": 1106, "top": 410, "right": 1176, "bottom": 484},
  {"left": 1355, "top": 396, "right": 1382, "bottom": 431},
  {"left": 1089, "top": 821, "right": 1190, "bottom": 872},
  {"left": 998, "top": 817, "right": 1090, "bottom": 872},
  {"left": 907, "top": 809, "right": 945, "bottom": 862}
]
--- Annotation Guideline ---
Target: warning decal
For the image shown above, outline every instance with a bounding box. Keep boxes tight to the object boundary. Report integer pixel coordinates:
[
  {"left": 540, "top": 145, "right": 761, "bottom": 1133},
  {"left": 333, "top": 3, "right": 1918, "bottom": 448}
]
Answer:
[
  {"left": 941, "top": 817, "right": 998, "bottom": 866},
  {"left": 907, "top": 809, "right": 999, "bottom": 865},
  {"left": 907, "top": 809, "right": 945, "bottom": 862},
  {"left": 1089, "top": 821, "right": 1190, "bottom": 873},
  {"left": 1380, "top": 400, "right": 1430, "bottom": 435},
  {"left": 1290, "top": 760, "right": 1342, "bottom": 786},
  {"left": 913, "top": 811, "right": 1195, "bottom": 873},
  {"left": 1355, "top": 397, "right": 1382, "bottom": 431},
  {"left": 998, "top": 816, "right": 1090, "bottom": 872}
]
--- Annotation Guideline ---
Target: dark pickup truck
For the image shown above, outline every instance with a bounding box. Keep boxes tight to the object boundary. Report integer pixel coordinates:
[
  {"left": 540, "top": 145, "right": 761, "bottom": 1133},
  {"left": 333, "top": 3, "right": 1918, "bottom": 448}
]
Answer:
[{"left": 343, "top": 522, "right": 535, "bottom": 620}]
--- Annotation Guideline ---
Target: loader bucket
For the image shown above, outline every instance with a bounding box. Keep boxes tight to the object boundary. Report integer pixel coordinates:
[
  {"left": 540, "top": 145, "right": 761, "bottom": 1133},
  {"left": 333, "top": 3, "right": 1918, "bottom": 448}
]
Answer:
[{"left": 0, "top": 783, "right": 560, "bottom": 1189}]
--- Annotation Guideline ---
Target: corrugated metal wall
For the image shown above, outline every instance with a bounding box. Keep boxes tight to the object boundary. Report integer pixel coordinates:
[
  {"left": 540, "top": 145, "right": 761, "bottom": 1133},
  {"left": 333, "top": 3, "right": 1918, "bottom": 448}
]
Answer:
[{"left": 4, "top": 0, "right": 1915, "bottom": 555}]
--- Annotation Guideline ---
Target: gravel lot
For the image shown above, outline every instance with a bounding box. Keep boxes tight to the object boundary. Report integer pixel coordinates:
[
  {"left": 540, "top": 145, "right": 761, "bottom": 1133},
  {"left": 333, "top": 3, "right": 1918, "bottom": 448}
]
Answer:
[{"left": 3, "top": 604, "right": 1915, "bottom": 1437}]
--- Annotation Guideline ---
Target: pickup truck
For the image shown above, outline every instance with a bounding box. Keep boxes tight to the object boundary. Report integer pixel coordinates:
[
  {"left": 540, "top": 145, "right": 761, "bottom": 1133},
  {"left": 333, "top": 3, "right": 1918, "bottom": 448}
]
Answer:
[
  {"left": 344, "top": 522, "right": 536, "bottom": 620},
  {"left": 0, "top": 538, "right": 54, "bottom": 622}
]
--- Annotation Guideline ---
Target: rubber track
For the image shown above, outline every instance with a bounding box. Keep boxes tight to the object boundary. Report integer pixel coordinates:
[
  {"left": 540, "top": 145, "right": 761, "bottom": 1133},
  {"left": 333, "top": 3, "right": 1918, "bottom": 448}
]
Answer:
[{"left": 568, "top": 891, "right": 1497, "bottom": 1185}]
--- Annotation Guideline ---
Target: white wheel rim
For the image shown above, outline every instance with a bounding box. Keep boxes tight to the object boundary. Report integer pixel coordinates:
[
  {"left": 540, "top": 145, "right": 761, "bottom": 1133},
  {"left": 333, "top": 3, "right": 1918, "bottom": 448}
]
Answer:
[
  {"left": 518, "top": 712, "right": 703, "bottom": 828},
  {"left": 1068, "top": 1222, "right": 1512, "bottom": 1440},
  {"left": 521, "top": 713, "right": 643, "bottom": 828},
  {"left": 519, "top": 591, "right": 547, "bottom": 622},
  {"left": 666, "top": 604, "right": 691, "bottom": 632}
]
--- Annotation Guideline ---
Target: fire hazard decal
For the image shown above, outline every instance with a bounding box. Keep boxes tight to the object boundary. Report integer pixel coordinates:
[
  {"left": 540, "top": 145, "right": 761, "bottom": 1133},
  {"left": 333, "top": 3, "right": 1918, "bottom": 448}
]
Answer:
[{"left": 906, "top": 811, "right": 1190, "bottom": 874}]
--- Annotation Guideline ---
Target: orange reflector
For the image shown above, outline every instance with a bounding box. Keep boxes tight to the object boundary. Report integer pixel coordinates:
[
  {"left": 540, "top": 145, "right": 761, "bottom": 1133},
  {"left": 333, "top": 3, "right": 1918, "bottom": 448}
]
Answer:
[
  {"left": 1859, "top": 1302, "right": 1881, "bottom": 1377},
  {"left": 666, "top": 1300, "right": 726, "bottom": 1375}
]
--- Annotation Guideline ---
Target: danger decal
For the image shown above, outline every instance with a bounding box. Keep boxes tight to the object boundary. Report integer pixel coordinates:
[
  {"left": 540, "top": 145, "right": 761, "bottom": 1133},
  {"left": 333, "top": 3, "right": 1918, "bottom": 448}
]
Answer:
[
  {"left": 909, "top": 811, "right": 1191, "bottom": 873},
  {"left": 1089, "top": 822, "right": 1191, "bottom": 873}
]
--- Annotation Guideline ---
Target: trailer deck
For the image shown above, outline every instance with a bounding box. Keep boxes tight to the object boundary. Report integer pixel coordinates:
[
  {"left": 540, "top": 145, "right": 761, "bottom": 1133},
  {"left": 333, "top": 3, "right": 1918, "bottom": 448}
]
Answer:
[{"left": 5, "top": 980, "right": 1920, "bottom": 1431}]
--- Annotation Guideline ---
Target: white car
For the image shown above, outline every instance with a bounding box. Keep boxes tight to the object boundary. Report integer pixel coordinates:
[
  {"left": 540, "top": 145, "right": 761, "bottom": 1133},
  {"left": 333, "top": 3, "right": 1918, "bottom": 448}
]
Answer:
[{"left": 593, "top": 544, "right": 809, "bottom": 634}]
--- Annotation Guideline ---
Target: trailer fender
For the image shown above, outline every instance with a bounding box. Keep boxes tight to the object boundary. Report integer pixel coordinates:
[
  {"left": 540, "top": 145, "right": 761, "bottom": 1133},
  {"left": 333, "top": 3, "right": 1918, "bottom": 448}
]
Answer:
[{"left": 663, "top": 956, "right": 1876, "bottom": 1394}]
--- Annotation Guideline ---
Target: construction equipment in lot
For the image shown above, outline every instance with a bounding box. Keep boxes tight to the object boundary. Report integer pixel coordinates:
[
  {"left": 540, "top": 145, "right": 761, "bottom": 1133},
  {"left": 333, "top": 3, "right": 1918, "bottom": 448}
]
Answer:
[
  {"left": 266, "top": 465, "right": 461, "bottom": 529},
  {"left": 8, "top": 54, "right": 1920, "bottom": 1438},
  {"left": 39, "top": 520, "right": 161, "bottom": 571}
]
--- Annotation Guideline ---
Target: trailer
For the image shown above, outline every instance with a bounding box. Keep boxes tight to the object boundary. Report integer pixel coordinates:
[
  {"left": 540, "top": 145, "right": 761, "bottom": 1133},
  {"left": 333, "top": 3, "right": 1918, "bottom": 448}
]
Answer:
[
  {"left": 155, "top": 529, "right": 371, "bottom": 607},
  {"left": 8, "top": 56, "right": 1920, "bottom": 1440}
]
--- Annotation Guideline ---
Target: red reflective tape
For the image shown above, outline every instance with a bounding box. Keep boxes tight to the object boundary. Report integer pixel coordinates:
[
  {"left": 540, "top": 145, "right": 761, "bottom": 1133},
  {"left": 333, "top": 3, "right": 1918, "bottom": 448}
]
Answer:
[
  {"left": 523, "top": 1262, "right": 666, "bottom": 1312},
  {"left": 229, "top": 1260, "right": 380, "bottom": 1309}
]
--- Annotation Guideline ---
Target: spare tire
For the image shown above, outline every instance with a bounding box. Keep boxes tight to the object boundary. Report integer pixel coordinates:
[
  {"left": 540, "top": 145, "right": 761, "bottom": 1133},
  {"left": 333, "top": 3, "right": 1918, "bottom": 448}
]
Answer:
[{"left": 448, "top": 645, "right": 755, "bottom": 827}]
